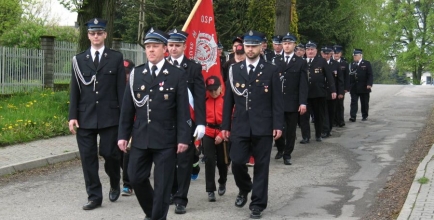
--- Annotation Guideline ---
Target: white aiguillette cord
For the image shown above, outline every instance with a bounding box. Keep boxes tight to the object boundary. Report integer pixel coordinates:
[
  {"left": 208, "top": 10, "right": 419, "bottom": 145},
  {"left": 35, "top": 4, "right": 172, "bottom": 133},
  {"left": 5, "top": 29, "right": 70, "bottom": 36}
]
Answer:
[
  {"left": 229, "top": 65, "right": 249, "bottom": 110},
  {"left": 72, "top": 56, "right": 97, "bottom": 93}
]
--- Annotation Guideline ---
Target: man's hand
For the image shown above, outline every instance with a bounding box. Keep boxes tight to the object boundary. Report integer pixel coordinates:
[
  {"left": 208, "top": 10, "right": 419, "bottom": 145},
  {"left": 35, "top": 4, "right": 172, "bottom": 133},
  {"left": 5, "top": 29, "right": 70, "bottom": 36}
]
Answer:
[
  {"left": 193, "top": 125, "right": 206, "bottom": 140},
  {"left": 338, "top": 94, "right": 344, "bottom": 99},
  {"left": 177, "top": 143, "right": 189, "bottom": 154},
  {"left": 273, "top": 130, "right": 282, "bottom": 140},
  {"left": 344, "top": 90, "right": 348, "bottom": 93},
  {"left": 221, "top": 130, "right": 231, "bottom": 141},
  {"left": 298, "top": 105, "right": 307, "bottom": 115},
  {"left": 215, "top": 136, "right": 223, "bottom": 145},
  {"left": 118, "top": 140, "right": 128, "bottom": 153},
  {"left": 331, "top": 92, "right": 337, "bottom": 100},
  {"left": 367, "top": 85, "right": 372, "bottom": 89},
  {"left": 69, "top": 119, "right": 79, "bottom": 134}
]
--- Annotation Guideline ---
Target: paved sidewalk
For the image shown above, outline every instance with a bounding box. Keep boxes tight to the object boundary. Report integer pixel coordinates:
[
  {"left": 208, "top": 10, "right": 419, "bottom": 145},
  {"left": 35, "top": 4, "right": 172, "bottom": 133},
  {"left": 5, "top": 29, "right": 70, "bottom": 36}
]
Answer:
[
  {"left": 398, "top": 144, "right": 434, "bottom": 220},
  {"left": 1, "top": 135, "right": 434, "bottom": 219},
  {"left": 0, "top": 135, "right": 78, "bottom": 176}
]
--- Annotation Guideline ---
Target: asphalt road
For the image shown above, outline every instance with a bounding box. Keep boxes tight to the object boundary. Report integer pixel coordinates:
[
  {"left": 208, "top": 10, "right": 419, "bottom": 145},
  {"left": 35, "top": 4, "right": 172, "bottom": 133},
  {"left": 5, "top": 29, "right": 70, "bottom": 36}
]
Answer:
[{"left": 1, "top": 84, "right": 434, "bottom": 220}]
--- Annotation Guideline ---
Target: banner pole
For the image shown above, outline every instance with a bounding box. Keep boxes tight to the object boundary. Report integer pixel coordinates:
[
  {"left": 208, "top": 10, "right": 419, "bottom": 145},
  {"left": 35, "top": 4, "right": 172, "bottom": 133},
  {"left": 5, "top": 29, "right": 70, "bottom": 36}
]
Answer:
[{"left": 182, "top": 0, "right": 203, "bottom": 31}]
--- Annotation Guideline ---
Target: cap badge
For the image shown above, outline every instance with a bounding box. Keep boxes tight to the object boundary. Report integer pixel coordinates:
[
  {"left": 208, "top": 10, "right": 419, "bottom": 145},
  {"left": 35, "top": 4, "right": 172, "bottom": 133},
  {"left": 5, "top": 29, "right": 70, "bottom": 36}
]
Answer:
[
  {"left": 286, "top": 32, "right": 290, "bottom": 35},
  {"left": 150, "top": 27, "right": 154, "bottom": 33},
  {"left": 249, "top": 30, "right": 253, "bottom": 36},
  {"left": 94, "top": 18, "right": 98, "bottom": 24},
  {"left": 208, "top": 79, "right": 215, "bottom": 85},
  {"left": 174, "top": 29, "right": 178, "bottom": 33}
]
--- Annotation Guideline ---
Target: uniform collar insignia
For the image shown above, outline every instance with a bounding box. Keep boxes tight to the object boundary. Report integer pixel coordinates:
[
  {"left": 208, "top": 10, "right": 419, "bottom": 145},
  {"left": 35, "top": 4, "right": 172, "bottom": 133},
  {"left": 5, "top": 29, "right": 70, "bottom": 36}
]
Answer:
[
  {"left": 183, "top": 63, "right": 187, "bottom": 68},
  {"left": 104, "top": 53, "right": 107, "bottom": 57},
  {"left": 292, "top": 58, "right": 295, "bottom": 61},
  {"left": 240, "top": 64, "right": 244, "bottom": 69},
  {"left": 260, "top": 64, "right": 264, "bottom": 69},
  {"left": 163, "top": 69, "right": 169, "bottom": 75},
  {"left": 86, "top": 54, "right": 90, "bottom": 59},
  {"left": 143, "top": 69, "right": 147, "bottom": 74}
]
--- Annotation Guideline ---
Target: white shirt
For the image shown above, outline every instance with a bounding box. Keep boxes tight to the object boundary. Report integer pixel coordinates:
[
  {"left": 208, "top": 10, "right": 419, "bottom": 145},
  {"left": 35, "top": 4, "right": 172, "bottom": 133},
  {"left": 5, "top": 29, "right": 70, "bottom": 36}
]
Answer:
[
  {"left": 246, "top": 57, "right": 260, "bottom": 74},
  {"left": 284, "top": 52, "right": 295, "bottom": 63},
  {"left": 170, "top": 55, "right": 184, "bottom": 66},
  {"left": 148, "top": 58, "right": 165, "bottom": 77},
  {"left": 90, "top": 46, "right": 105, "bottom": 63}
]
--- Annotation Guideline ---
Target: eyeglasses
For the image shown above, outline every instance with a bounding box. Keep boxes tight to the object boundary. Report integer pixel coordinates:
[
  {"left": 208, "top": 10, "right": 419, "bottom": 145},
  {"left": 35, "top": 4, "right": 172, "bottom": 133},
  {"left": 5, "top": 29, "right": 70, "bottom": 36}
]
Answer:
[{"left": 88, "top": 31, "right": 105, "bottom": 36}]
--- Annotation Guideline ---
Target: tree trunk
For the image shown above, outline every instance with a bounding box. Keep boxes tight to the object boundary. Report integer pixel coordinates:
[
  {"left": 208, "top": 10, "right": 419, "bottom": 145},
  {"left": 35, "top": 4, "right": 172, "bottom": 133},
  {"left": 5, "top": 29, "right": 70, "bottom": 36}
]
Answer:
[
  {"left": 77, "top": 0, "right": 115, "bottom": 52},
  {"left": 274, "top": 0, "right": 291, "bottom": 34}
]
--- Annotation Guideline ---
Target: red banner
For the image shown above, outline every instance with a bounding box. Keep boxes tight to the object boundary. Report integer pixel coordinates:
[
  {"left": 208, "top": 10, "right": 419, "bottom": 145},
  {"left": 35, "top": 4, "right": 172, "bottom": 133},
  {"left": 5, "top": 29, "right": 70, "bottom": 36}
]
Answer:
[{"left": 183, "top": 0, "right": 223, "bottom": 92}]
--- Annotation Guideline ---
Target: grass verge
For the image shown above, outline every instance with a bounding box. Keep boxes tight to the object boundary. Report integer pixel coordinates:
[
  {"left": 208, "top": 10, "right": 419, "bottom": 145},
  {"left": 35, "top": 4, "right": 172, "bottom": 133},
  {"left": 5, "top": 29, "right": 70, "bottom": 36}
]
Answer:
[{"left": 0, "top": 89, "right": 69, "bottom": 146}]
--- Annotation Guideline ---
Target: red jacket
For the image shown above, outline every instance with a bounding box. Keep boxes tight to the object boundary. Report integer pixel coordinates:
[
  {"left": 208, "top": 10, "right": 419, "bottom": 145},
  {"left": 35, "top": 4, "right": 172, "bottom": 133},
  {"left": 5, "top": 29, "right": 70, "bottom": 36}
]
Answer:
[{"left": 205, "top": 93, "right": 224, "bottom": 138}]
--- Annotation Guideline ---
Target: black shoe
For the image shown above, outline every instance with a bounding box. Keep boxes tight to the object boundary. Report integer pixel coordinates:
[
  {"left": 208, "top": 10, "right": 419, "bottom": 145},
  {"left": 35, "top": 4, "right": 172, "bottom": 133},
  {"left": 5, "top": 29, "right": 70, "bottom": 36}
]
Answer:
[
  {"left": 300, "top": 138, "right": 310, "bottom": 144},
  {"left": 362, "top": 117, "right": 367, "bottom": 121},
  {"left": 218, "top": 184, "right": 226, "bottom": 196},
  {"left": 109, "top": 187, "right": 120, "bottom": 202},
  {"left": 144, "top": 216, "right": 151, "bottom": 220},
  {"left": 316, "top": 137, "right": 322, "bottom": 142},
  {"left": 169, "top": 194, "right": 174, "bottom": 205},
  {"left": 208, "top": 192, "right": 216, "bottom": 202},
  {"left": 235, "top": 191, "right": 249, "bottom": 208},
  {"left": 283, "top": 158, "right": 292, "bottom": 165},
  {"left": 339, "top": 123, "right": 345, "bottom": 127},
  {"left": 175, "top": 204, "right": 186, "bottom": 214},
  {"left": 321, "top": 133, "right": 331, "bottom": 138},
  {"left": 250, "top": 209, "right": 263, "bottom": 219},
  {"left": 349, "top": 118, "right": 356, "bottom": 122},
  {"left": 274, "top": 151, "right": 283, "bottom": 159},
  {"left": 82, "top": 200, "right": 101, "bottom": 210}
]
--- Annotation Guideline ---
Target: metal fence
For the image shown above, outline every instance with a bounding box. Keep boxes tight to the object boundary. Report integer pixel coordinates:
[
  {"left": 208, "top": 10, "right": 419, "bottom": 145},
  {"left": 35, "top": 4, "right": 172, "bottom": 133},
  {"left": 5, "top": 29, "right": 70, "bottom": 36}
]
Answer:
[
  {"left": 54, "top": 41, "right": 76, "bottom": 84},
  {"left": 0, "top": 41, "right": 145, "bottom": 95},
  {"left": 0, "top": 47, "right": 44, "bottom": 94},
  {"left": 120, "top": 42, "right": 147, "bottom": 66}
]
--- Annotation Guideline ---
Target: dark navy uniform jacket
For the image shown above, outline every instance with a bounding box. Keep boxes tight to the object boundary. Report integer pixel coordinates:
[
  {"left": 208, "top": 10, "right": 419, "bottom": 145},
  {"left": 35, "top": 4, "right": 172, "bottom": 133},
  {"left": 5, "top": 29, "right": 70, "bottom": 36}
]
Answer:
[
  {"left": 349, "top": 59, "right": 374, "bottom": 94},
  {"left": 68, "top": 48, "right": 125, "bottom": 129},
  {"left": 336, "top": 59, "right": 350, "bottom": 91},
  {"left": 168, "top": 56, "right": 206, "bottom": 128},
  {"left": 274, "top": 55, "right": 308, "bottom": 113},
  {"left": 325, "top": 59, "right": 344, "bottom": 99},
  {"left": 222, "top": 59, "right": 284, "bottom": 137},
  {"left": 306, "top": 57, "right": 336, "bottom": 98},
  {"left": 118, "top": 61, "right": 191, "bottom": 149}
]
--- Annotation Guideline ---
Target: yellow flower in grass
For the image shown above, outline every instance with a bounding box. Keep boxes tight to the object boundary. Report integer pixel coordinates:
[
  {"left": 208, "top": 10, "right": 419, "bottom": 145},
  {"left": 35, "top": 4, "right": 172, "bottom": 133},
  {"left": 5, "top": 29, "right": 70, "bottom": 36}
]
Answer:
[
  {"left": 26, "top": 105, "right": 30, "bottom": 108},
  {"left": 54, "top": 116, "right": 58, "bottom": 119},
  {"left": 16, "top": 120, "right": 23, "bottom": 122},
  {"left": 33, "top": 100, "right": 37, "bottom": 103},
  {"left": 8, "top": 126, "right": 12, "bottom": 129},
  {"left": 28, "top": 120, "right": 32, "bottom": 123}
]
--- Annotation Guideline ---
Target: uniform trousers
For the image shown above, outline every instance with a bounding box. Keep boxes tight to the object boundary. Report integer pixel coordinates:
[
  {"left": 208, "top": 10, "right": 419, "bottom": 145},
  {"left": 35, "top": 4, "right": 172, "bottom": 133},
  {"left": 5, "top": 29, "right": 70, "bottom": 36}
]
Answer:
[
  {"left": 350, "top": 92, "right": 370, "bottom": 119},
  {"left": 128, "top": 146, "right": 176, "bottom": 220},
  {"left": 335, "top": 95, "right": 345, "bottom": 126},
  {"left": 203, "top": 135, "right": 228, "bottom": 192},
  {"left": 171, "top": 141, "right": 195, "bottom": 206},
  {"left": 277, "top": 112, "right": 298, "bottom": 159},
  {"left": 322, "top": 99, "right": 337, "bottom": 134},
  {"left": 76, "top": 126, "right": 120, "bottom": 202},
  {"left": 120, "top": 151, "right": 131, "bottom": 188},
  {"left": 300, "top": 97, "right": 327, "bottom": 139},
  {"left": 274, "top": 122, "right": 286, "bottom": 151},
  {"left": 230, "top": 135, "right": 273, "bottom": 211}
]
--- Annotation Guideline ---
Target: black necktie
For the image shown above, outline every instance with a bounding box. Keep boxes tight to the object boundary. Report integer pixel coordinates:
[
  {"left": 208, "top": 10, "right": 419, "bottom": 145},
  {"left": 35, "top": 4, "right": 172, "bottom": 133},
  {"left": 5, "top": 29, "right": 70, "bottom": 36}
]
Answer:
[
  {"left": 94, "top": 51, "right": 100, "bottom": 68},
  {"left": 151, "top": 65, "right": 158, "bottom": 79},
  {"left": 173, "top": 60, "right": 179, "bottom": 67},
  {"left": 285, "top": 56, "right": 290, "bottom": 64},
  {"left": 248, "top": 64, "right": 254, "bottom": 75}
]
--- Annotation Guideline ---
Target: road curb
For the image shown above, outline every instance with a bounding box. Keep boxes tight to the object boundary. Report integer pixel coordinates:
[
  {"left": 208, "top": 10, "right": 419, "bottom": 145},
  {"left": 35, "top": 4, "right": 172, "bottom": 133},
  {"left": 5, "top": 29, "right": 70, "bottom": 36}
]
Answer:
[
  {"left": 0, "top": 151, "right": 80, "bottom": 177},
  {"left": 397, "top": 144, "right": 434, "bottom": 220}
]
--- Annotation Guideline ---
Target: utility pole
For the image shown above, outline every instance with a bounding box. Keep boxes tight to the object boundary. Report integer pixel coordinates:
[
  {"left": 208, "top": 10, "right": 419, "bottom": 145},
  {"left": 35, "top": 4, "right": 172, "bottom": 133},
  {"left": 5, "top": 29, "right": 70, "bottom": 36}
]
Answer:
[{"left": 138, "top": 0, "right": 146, "bottom": 43}]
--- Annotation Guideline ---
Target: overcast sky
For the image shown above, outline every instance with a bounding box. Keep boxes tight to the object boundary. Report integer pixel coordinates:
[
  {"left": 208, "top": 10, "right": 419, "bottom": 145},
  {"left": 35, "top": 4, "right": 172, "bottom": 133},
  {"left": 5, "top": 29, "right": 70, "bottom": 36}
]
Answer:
[{"left": 47, "top": 0, "right": 77, "bottom": 26}]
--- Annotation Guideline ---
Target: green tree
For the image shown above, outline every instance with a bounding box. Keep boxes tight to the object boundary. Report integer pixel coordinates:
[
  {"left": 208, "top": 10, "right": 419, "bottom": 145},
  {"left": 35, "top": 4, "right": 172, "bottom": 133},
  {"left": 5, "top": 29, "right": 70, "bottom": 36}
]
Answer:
[
  {"left": 0, "top": 0, "right": 22, "bottom": 36},
  {"left": 247, "top": 0, "right": 275, "bottom": 44},
  {"left": 384, "top": 0, "right": 434, "bottom": 85}
]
